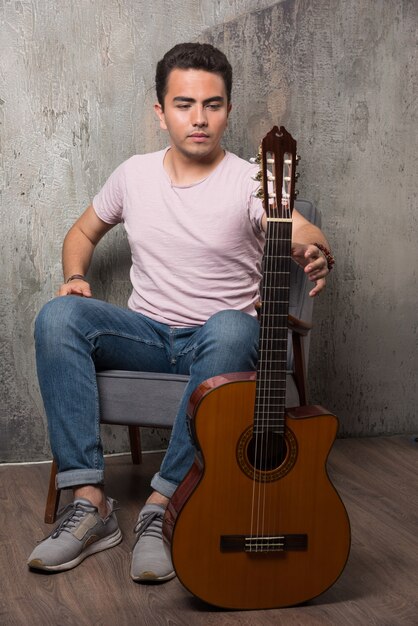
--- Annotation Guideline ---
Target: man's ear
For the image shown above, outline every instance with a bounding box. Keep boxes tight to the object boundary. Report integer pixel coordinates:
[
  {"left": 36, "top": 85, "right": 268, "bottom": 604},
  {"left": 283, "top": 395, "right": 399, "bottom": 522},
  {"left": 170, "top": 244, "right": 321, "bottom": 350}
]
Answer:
[
  {"left": 227, "top": 103, "right": 232, "bottom": 117},
  {"left": 154, "top": 103, "right": 167, "bottom": 130}
]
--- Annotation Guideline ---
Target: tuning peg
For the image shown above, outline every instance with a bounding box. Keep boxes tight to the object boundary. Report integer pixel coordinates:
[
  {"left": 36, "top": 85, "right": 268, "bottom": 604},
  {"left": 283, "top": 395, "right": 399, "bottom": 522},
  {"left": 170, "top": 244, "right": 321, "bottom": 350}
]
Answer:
[
  {"left": 255, "top": 188, "right": 264, "bottom": 199},
  {"left": 295, "top": 172, "right": 300, "bottom": 180},
  {"left": 296, "top": 154, "right": 301, "bottom": 163},
  {"left": 294, "top": 189, "right": 299, "bottom": 197},
  {"left": 250, "top": 146, "right": 263, "bottom": 164},
  {"left": 251, "top": 171, "right": 263, "bottom": 181}
]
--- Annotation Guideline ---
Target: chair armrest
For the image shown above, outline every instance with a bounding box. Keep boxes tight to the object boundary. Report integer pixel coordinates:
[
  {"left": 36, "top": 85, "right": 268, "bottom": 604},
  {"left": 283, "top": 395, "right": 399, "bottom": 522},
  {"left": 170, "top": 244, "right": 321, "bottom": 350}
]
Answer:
[{"left": 288, "top": 314, "right": 312, "bottom": 336}]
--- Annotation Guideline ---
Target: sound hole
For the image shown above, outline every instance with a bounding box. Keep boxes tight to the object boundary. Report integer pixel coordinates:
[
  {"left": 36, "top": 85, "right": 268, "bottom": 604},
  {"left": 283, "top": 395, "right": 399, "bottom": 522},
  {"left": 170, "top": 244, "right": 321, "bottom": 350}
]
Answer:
[
  {"left": 246, "top": 432, "right": 287, "bottom": 471},
  {"left": 236, "top": 425, "right": 297, "bottom": 482}
]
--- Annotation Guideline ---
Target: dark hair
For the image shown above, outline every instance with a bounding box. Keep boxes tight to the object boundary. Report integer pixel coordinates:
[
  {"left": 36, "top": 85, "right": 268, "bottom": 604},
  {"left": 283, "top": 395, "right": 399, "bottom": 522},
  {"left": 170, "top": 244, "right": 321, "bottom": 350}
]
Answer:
[{"left": 155, "top": 43, "right": 232, "bottom": 108}]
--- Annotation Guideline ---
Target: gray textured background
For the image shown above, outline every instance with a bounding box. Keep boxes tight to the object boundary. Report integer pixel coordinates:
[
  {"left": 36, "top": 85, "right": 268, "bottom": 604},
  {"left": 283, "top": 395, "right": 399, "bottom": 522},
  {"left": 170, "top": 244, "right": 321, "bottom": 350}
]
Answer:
[{"left": 1, "top": 0, "right": 417, "bottom": 462}]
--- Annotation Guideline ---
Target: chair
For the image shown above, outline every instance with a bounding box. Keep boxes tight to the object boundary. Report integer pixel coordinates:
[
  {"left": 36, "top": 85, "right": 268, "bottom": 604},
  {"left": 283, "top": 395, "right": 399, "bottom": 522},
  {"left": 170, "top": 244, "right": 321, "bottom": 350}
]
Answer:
[{"left": 44, "top": 199, "right": 320, "bottom": 523}]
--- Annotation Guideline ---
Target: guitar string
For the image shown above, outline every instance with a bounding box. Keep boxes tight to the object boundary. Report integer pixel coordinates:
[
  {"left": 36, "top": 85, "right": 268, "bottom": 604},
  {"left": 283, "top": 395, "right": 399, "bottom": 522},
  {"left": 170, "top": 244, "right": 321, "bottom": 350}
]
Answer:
[
  {"left": 250, "top": 145, "right": 293, "bottom": 551},
  {"left": 250, "top": 151, "right": 269, "bottom": 548},
  {"left": 259, "top": 157, "right": 278, "bottom": 549},
  {"left": 263, "top": 178, "right": 278, "bottom": 547},
  {"left": 274, "top": 156, "right": 293, "bottom": 549},
  {"left": 261, "top": 158, "right": 278, "bottom": 547},
  {"left": 252, "top": 156, "right": 281, "bottom": 549},
  {"left": 261, "top": 217, "right": 273, "bottom": 547},
  {"left": 270, "top": 155, "right": 292, "bottom": 550},
  {"left": 260, "top": 205, "right": 273, "bottom": 548},
  {"left": 263, "top": 154, "right": 280, "bottom": 550},
  {"left": 256, "top": 151, "right": 293, "bottom": 551}
]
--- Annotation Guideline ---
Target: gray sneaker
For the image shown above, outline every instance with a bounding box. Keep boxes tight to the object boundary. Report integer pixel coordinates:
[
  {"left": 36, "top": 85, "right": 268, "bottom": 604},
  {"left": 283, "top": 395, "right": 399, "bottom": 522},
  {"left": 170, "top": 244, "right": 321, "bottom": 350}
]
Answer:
[
  {"left": 28, "top": 497, "right": 122, "bottom": 572},
  {"left": 131, "top": 503, "right": 175, "bottom": 582}
]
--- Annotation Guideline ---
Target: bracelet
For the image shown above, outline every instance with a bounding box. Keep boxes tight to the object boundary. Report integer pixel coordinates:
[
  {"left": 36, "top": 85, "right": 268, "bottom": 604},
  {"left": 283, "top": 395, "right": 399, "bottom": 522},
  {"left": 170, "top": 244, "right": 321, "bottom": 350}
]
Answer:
[
  {"left": 66, "top": 274, "right": 86, "bottom": 283},
  {"left": 313, "top": 243, "right": 335, "bottom": 271}
]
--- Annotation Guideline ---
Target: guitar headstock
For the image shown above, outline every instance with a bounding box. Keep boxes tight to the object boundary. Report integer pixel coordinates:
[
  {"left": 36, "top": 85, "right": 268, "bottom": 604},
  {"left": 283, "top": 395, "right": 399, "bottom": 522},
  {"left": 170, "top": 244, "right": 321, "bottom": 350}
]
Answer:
[{"left": 252, "top": 126, "right": 298, "bottom": 222}]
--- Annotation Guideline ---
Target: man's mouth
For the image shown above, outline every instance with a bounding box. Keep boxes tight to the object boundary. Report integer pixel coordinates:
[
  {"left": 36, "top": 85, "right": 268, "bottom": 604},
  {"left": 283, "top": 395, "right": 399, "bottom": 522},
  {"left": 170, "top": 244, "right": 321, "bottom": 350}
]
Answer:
[{"left": 189, "top": 133, "right": 209, "bottom": 139}]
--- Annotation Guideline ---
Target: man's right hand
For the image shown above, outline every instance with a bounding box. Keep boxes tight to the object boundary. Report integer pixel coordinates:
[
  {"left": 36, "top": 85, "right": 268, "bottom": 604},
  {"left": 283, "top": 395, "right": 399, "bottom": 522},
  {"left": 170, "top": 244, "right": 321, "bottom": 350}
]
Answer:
[
  {"left": 57, "top": 279, "right": 92, "bottom": 297},
  {"left": 59, "top": 204, "right": 114, "bottom": 299}
]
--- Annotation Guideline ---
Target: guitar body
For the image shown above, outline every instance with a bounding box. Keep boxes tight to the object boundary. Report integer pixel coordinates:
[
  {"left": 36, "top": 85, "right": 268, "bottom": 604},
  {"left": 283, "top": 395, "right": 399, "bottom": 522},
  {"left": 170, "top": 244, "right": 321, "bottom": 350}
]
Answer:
[{"left": 164, "top": 374, "right": 351, "bottom": 610}]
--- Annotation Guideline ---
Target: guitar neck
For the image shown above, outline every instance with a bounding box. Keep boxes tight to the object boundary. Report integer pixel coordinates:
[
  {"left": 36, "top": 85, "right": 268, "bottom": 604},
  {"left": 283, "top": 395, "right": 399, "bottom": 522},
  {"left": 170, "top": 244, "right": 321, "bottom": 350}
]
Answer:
[{"left": 255, "top": 221, "right": 292, "bottom": 434}]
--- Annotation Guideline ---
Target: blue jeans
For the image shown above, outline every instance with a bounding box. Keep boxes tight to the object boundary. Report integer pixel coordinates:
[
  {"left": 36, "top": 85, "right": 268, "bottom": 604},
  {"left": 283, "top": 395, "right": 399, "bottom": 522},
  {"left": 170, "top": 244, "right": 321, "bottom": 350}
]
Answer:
[{"left": 35, "top": 296, "right": 259, "bottom": 498}]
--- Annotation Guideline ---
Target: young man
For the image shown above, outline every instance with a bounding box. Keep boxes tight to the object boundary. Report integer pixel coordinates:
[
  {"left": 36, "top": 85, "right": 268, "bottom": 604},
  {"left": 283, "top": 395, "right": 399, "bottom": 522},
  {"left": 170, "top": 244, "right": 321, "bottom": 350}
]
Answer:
[{"left": 28, "top": 43, "right": 332, "bottom": 581}]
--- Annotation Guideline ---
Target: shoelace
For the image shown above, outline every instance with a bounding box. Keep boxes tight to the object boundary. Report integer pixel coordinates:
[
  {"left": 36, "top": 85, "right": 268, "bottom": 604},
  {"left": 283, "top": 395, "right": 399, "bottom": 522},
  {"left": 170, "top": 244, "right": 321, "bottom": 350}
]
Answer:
[
  {"left": 52, "top": 502, "right": 94, "bottom": 538},
  {"left": 133, "top": 510, "right": 164, "bottom": 545},
  {"left": 38, "top": 501, "right": 95, "bottom": 542}
]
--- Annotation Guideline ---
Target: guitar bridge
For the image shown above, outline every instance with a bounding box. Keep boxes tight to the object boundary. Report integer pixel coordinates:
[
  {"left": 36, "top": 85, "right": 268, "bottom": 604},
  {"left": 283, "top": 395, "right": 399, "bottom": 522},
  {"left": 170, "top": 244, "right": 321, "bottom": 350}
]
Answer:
[{"left": 220, "top": 534, "right": 308, "bottom": 553}]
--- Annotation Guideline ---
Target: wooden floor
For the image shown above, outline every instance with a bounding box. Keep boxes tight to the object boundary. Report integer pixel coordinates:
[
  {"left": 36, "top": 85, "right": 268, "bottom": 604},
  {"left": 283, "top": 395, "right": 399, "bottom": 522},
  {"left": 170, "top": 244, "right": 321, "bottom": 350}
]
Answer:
[{"left": 0, "top": 435, "right": 417, "bottom": 625}]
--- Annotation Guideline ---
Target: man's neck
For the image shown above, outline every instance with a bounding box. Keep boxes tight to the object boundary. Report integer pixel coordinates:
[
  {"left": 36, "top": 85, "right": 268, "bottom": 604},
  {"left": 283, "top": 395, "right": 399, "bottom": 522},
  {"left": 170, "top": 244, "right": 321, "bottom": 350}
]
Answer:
[{"left": 164, "top": 146, "right": 225, "bottom": 186}]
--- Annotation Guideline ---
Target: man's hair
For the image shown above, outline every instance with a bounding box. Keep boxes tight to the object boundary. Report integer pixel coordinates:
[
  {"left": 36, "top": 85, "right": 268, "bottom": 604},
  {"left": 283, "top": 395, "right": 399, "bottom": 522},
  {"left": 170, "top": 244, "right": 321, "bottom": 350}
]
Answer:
[{"left": 155, "top": 43, "right": 232, "bottom": 108}]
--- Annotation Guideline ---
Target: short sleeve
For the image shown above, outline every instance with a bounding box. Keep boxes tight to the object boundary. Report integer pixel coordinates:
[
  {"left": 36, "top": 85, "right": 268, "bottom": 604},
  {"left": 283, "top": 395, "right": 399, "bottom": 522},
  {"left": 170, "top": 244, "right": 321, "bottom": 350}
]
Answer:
[{"left": 92, "top": 161, "right": 126, "bottom": 224}]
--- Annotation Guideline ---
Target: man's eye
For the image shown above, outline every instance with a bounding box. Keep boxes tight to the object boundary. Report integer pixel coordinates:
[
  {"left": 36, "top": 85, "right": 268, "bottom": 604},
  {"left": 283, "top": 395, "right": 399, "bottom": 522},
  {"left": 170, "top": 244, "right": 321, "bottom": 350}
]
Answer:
[
  {"left": 206, "top": 104, "right": 221, "bottom": 110},
  {"left": 177, "top": 104, "right": 191, "bottom": 109}
]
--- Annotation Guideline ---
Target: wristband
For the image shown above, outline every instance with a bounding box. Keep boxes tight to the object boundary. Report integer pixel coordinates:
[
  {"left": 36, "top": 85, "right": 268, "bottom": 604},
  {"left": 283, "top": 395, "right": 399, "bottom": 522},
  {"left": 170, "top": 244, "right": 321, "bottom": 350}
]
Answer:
[
  {"left": 66, "top": 274, "right": 86, "bottom": 283},
  {"left": 313, "top": 243, "right": 335, "bottom": 271}
]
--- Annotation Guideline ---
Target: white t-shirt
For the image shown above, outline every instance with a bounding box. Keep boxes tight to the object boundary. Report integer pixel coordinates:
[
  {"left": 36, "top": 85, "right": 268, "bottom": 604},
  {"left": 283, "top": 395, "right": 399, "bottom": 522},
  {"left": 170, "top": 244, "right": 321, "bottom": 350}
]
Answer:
[{"left": 93, "top": 148, "right": 265, "bottom": 327}]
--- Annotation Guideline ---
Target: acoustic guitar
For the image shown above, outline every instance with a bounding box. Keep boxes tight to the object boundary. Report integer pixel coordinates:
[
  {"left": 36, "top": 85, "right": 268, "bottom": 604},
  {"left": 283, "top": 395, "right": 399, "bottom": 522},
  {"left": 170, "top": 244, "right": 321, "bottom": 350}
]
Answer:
[{"left": 163, "top": 126, "right": 351, "bottom": 610}]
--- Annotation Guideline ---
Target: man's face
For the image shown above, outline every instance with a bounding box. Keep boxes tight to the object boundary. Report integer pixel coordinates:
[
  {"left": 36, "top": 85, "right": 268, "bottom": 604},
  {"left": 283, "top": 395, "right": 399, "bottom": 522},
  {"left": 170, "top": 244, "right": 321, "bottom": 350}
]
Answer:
[{"left": 154, "top": 68, "right": 231, "bottom": 162}]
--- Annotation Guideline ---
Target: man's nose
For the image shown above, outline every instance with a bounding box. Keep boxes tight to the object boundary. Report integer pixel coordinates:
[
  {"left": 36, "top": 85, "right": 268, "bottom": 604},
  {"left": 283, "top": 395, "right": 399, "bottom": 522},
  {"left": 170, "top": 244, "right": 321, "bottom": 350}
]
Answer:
[{"left": 192, "top": 106, "right": 208, "bottom": 127}]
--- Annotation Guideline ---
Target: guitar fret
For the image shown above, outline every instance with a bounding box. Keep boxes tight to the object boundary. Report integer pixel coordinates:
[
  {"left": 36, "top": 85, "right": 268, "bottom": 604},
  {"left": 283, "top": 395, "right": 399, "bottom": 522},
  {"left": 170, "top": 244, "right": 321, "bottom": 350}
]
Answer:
[
  {"left": 256, "top": 400, "right": 286, "bottom": 405},
  {"left": 253, "top": 420, "right": 285, "bottom": 426},
  {"left": 256, "top": 393, "right": 287, "bottom": 397},
  {"left": 260, "top": 337, "right": 287, "bottom": 344},
  {"left": 257, "top": 386, "right": 286, "bottom": 391},
  {"left": 254, "top": 416, "right": 286, "bottom": 420},
  {"left": 259, "top": 326, "right": 289, "bottom": 330},
  {"left": 256, "top": 393, "right": 286, "bottom": 398},
  {"left": 257, "top": 383, "right": 287, "bottom": 388},
  {"left": 263, "top": 311, "right": 287, "bottom": 328},
  {"left": 255, "top": 408, "right": 286, "bottom": 413},
  {"left": 260, "top": 385, "right": 286, "bottom": 392},
  {"left": 264, "top": 282, "right": 289, "bottom": 291},
  {"left": 256, "top": 399, "right": 287, "bottom": 403},
  {"left": 255, "top": 399, "right": 286, "bottom": 404},
  {"left": 256, "top": 395, "right": 286, "bottom": 401}
]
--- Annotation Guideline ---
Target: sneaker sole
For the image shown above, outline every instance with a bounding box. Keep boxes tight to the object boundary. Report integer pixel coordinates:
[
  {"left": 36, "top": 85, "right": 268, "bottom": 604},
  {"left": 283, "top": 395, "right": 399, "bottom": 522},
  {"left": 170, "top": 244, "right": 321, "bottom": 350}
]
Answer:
[
  {"left": 131, "top": 568, "right": 176, "bottom": 583},
  {"left": 28, "top": 528, "right": 122, "bottom": 572}
]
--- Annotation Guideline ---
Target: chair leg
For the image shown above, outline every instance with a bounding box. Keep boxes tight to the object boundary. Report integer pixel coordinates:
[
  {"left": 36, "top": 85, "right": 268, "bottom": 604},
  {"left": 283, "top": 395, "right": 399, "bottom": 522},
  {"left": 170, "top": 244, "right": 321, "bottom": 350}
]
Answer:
[
  {"left": 44, "top": 460, "right": 61, "bottom": 524},
  {"left": 128, "top": 426, "right": 143, "bottom": 465},
  {"left": 45, "top": 429, "right": 142, "bottom": 522}
]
